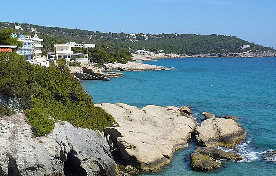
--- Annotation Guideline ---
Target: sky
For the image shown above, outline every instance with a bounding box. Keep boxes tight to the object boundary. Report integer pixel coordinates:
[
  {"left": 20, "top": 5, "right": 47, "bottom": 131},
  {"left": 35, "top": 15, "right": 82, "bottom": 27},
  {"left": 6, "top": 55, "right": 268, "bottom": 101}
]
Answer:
[{"left": 0, "top": 0, "right": 275, "bottom": 48}]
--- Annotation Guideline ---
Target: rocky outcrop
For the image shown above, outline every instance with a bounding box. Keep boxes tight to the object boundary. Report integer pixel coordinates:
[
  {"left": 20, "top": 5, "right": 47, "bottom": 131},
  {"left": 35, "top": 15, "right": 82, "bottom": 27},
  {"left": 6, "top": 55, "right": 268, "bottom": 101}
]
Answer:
[
  {"left": 106, "top": 72, "right": 124, "bottom": 78},
  {"left": 196, "top": 118, "right": 246, "bottom": 148},
  {"left": 179, "top": 106, "right": 192, "bottom": 118},
  {"left": 191, "top": 147, "right": 242, "bottom": 171},
  {"left": 104, "top": 61, "right": 170, "bottom": 71},
  {"left": 262, "top": 150, "right": 276, "bottom": 162},
  {"left": 70, "top": 66, "right": 110, "bottom": 81},
  {"left": 0, "top": 113, "right": 116, "bottom": 176},
  {"left": 202, "top": 112, "right": 215, "bottom": 119},
  {"left": 217, "top": 115, "right": 239, "bottom": 121},
  {"left": 95, "top": 103, "right": 197, "bottom": 172}
]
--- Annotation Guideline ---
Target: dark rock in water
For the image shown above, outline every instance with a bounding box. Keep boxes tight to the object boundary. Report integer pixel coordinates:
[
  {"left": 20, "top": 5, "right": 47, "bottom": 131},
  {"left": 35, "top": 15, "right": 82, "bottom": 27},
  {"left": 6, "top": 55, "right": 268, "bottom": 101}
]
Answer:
[
  {"left": 217, "top": 115, "right": 239, "bottom": 121},
  {"left": 106, "top": 72, "right": 124, "bottom": 78},
  {"left": 191, "top": 153, "right": 221, "bottom": 171},
  {"left": 202, "top": 112, "right": 215, "bottom": 119},
  {"left": 196, "top": 118, "right": 246, "bottom": 148},
  {"left": 262, "top": 150, "right": 276, "bottom": 162},
  {"left": 191, "top": 147, "right": 242, "bottom": 171}
]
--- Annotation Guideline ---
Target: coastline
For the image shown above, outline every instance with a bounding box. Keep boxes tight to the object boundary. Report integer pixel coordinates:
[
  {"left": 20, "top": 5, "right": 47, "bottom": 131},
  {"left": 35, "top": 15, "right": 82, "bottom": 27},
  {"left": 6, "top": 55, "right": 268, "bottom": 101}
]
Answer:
[{"left": 132, "top": 52, "right": 276, "bottom": 61}]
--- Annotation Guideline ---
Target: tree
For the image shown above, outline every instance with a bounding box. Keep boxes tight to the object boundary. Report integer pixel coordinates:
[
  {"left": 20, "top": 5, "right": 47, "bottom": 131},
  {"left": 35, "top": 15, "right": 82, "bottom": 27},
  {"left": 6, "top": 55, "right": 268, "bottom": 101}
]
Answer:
[{"left": 0, "top": 28, "right": 22, "bottom": 47}]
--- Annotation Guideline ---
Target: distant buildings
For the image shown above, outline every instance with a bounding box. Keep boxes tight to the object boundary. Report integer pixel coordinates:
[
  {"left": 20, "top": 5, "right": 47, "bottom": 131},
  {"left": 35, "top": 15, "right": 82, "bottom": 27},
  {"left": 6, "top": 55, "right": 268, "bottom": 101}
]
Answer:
[{"left": 242, "top": 45, "right": 250, "bottom": 50}]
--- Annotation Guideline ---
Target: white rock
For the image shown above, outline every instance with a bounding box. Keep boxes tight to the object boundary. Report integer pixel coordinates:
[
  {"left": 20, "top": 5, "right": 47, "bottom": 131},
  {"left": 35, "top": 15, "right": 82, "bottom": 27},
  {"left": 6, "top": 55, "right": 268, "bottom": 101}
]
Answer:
[{"left": 95, "top": 103, "right": 196, "bottom": 171}]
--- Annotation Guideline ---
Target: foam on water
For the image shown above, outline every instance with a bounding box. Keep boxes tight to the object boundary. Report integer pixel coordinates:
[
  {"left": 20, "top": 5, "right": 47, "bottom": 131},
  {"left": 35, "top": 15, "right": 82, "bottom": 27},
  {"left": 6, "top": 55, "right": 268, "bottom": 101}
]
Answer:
[{"left": 236, "top": 140, "right": 262, "bottom": 162}]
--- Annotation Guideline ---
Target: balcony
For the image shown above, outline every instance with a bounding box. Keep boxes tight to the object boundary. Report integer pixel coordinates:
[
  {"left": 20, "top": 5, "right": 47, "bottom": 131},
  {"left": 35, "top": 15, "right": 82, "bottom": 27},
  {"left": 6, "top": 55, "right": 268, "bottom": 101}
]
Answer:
[
  {"left": 34, "top": 44, "right": 43, "bottom": 48},
  {"left": 34, "top": 50, "right": 42, "bottom": 54}
]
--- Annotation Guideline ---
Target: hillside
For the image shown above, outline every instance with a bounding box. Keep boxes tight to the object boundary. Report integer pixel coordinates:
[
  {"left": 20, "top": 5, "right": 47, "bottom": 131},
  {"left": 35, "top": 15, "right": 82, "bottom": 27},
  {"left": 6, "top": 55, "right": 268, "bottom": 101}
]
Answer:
[{"left": 0, "top": 22, "right": 274, "bottom": 56}]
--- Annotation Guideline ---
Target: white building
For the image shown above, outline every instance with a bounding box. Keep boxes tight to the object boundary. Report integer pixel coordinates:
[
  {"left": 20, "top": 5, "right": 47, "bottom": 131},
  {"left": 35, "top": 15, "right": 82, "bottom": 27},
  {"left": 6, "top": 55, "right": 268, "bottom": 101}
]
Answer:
[
  {"left": 53, "top": 42, "right": 95, "bottom": 65},
  {"left": 16, "top": 34, "right": 43, "bottom": 59},
  {"left": 33, "top": 34, "right": 43, "bottom": 58},
  {"left": 54, "top": 43, "right": 73, "bottom": 60}
]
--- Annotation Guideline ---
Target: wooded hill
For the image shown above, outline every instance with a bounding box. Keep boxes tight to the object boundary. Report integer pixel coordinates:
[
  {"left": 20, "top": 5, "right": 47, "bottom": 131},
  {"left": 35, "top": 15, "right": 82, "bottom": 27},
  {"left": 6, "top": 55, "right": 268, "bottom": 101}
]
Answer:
[{"left": 0, "top": 22, "right": 274, "bottom": 55}]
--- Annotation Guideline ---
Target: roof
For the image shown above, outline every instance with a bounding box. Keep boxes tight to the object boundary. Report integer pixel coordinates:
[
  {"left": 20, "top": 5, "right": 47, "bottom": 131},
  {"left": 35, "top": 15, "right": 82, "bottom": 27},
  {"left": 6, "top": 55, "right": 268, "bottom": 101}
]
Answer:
[{"left": 0, "top": 45, "right": 17, "bottom": 48}]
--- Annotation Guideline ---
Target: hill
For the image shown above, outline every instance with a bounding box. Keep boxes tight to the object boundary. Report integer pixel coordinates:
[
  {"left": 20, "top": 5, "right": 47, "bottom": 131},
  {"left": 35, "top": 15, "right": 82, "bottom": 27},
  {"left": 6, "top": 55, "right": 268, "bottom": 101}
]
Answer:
[{"left": 0, "top": 22, "right": 274, "bottom": 56}]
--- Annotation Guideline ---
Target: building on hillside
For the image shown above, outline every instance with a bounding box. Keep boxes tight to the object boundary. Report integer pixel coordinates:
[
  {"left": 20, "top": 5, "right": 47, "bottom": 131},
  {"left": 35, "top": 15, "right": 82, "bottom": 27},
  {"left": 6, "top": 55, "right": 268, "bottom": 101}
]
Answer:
[
  {"left": 53, "top": 42, "right": 95, "bottom": 65},
  {"left": 54, "top": 43, "right": 73, "bottom": 60},
  {"left": 32, "top": 34, "right": 43, "bottom": 58},
  {"left": 136, "top": 50, "right": 150, "bottom": 56},
  {"left": 16, "top": 34, "right": 44, "bottom": 59},
  {"left": 0, "top": 45, "right": 17, "bottom": 53},
  {"left": 17, "top": 35, "right": 34, "bottom": 59}
]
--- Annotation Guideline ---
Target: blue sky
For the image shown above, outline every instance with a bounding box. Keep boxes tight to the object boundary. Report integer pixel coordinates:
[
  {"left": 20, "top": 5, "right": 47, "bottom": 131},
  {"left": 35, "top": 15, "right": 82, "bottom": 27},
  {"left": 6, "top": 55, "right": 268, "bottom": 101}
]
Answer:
[{"left": 0, "top": 0, "right": 275, "bottom": 48}]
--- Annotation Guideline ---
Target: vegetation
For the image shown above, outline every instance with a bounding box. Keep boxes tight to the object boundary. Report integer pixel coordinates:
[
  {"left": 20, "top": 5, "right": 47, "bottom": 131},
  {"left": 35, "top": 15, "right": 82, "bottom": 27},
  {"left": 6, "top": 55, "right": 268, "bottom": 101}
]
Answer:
[
  {"left": 0, "top": 102, "right": 14, "bottom": 116},
  {"left": 0, "top": 28, "right": 22, "bottom": 47},
  {"left": 0, "top": 53, "right": 115, "bottom": 136},
  {"left": 0, "top": 22, "right": 274, "bottom": 58},
  {"left": 72, "top": 46, "right": 132, "bottom": 64}
]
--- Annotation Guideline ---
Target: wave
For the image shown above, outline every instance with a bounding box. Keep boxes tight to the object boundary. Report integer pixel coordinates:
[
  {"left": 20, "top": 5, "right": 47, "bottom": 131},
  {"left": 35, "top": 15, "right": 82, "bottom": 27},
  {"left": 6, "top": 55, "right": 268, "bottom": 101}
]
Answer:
[{"left": 217, "top": 139, "right": 262, "bottom": 162}]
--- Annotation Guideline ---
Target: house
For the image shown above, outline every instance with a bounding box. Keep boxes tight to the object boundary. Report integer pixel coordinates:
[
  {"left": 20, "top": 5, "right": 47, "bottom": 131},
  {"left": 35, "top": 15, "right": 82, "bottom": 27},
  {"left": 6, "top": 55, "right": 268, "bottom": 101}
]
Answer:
[
  {"left": 54, "top": 43, "right": 73, "bottom": 60},
  {"left": 32, "top": 34, "right": 43, "bottom": 58},
  {"left": 0, "top": 45, "right": 17, "bottom": 53},
  {"left": 53, "top": 42, "right": 95, "bottom": 65},
  {"left": 16, "top": 34, "right": 44, "bottom": 59}
]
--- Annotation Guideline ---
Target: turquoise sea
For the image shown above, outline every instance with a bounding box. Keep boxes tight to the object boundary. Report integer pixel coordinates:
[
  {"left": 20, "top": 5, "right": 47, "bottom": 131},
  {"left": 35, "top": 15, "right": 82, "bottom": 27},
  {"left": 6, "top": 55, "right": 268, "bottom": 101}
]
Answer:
[{"left": 81, "top": 58, "right": 276, "bottom": 176}]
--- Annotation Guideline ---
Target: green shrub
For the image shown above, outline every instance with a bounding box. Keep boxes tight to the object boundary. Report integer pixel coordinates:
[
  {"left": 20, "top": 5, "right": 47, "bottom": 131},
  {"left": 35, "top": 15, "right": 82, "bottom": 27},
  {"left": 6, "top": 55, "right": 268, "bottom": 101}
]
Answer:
[
  {"left": 0, "top": 53, "right": 115, "bottom": 136},
  {"left": 69, "top": 61, "right": 81, "bottom": 67},
  {"left": 0, "top": 103, "right": 14, "bottom": 116}
]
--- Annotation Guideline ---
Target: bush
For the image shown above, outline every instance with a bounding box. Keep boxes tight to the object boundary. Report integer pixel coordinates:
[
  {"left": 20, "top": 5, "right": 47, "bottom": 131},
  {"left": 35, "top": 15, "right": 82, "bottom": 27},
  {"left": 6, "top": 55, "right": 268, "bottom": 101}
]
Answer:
[
  {"left": 0, "top": 102, "right": 14, "bottom": 116},
  {"left": 0, "top": 53, "right": 115, "bottom": 136}
]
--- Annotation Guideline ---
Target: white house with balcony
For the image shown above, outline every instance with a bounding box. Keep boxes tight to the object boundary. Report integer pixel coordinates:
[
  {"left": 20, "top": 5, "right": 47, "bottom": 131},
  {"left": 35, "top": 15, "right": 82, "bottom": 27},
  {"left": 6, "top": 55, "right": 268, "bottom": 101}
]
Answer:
[
  {"left": 54, "top": 43, "right": 73, "bottom": 61},
  {"left": 33, "top": 34, "right": 43, "bottom": 58},
  {"left": 16, "top": 34, "right": 43, "bottom": 59},
  {"left": 53, "top": 42, "right": 95, "bottom": 65},
  {"left": 17, "top": 35, "right": 34, "bottom": 59}
]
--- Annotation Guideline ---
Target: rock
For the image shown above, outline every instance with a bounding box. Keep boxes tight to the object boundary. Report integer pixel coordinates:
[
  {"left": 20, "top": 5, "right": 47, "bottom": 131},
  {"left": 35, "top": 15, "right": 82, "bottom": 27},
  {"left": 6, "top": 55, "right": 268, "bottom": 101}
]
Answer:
[
  {"left": 262, "top": 150, "right": 276, "bottom": 162},
  {"left": 106, "top": 72, "right": 124, "bottom": 78},
  {"left": 191, "top": 147, "right": 242, "bottom": 171},
  {"left": 196, "top": 118, "right": 246, "bottom": 148},
  {"left": 220, "top": 115, "right": 239, "bottom": 121},
  {"left": 0, "top": 113, "right": 116, "bottom": 176},
  {"left": 191, "top": 153, "right": 221, "bottom": 171},
  {"left": 70, "top": 66, "right": 110, "bottom": 81},
  {"left": 202, "top": 112, "right": 215, "bottom": 119},
  {"left": 104, "top": 61, "right": 169, "bottom": 71},
  {"left": 95, "top": 103, "right": 197, "bottom": 172},
  {"left": 179, "top": 106, "right": 192, "bottom": 118}
]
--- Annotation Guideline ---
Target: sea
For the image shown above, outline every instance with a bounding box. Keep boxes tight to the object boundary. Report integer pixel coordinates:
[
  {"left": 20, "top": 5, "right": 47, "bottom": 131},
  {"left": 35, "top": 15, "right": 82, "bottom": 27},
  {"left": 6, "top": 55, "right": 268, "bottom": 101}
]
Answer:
[{"left": 81, "top": 57, "right": 276, "bottom": 176}]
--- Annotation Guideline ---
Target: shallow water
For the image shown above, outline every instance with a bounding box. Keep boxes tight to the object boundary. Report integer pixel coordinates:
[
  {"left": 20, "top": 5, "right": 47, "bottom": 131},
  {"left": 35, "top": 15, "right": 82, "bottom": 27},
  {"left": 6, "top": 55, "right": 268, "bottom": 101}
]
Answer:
[{"left": 81, "top": 57, "right": 276, "bottom": 176}]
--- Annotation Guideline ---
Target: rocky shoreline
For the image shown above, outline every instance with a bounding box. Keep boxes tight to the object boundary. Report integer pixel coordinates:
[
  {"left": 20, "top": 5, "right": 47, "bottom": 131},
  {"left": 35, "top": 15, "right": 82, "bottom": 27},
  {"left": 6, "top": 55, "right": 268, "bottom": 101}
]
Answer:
[
  {"left": 0, "top": 113, "right": 116, "bottom": 176},
  {"left": 95, "top": 103, "right": 196, "bottom": 173},
  {"left": 132, "top": 51, "right": 276, "bottom": 61},
  {"left": 3, "top": 104, "right": 273, "bottom": 175},
  {"left": 69, "top": 61, "right": 170, "bottom": 81},
  {"left": 104, "top": 61, "right": 170, "bottom": 71}
]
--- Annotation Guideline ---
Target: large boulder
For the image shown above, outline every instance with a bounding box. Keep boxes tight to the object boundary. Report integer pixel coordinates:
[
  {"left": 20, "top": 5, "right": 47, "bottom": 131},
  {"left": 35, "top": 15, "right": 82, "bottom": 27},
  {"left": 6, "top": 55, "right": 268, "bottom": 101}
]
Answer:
[
  {"left": 0, "top": 113, "right": 116, "bottom": 176},
  {"left": 95, "top": 103, "right": 197, "bottom": 172},
  {"left": 196, "top": 118, "right": 246, "bottom": 148},
  {"left": 191, "top": 147, "right": 242, "bottom": 171}
]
